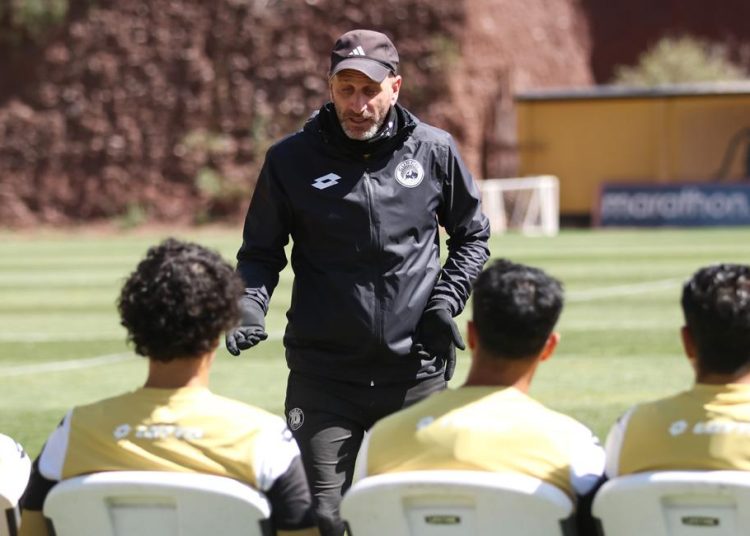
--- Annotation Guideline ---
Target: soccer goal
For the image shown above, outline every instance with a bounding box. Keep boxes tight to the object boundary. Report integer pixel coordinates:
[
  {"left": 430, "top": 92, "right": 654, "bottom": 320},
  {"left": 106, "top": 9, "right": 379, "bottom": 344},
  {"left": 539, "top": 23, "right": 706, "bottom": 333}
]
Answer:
[{"left": 479, "top": 175, "right": 559, "bottom": 236}]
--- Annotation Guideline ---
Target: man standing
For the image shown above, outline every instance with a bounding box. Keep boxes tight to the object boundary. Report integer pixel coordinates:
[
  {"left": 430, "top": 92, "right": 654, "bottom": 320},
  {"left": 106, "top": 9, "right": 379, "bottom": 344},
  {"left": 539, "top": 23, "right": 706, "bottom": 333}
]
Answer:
[
  {"left": 226, "top": 29, "right": 490, "bottom": 536},
  {"left": 354, "top": 260, "right": 605, "bottom": 535}
]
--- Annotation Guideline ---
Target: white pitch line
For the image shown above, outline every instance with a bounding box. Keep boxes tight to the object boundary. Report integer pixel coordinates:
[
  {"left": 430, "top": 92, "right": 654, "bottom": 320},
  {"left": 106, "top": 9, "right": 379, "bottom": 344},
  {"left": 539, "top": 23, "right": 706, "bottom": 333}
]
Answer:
[
  {"left": 0, "top": 352, "right": 136, "bottom": 377},
  {"left": 0, "top": 330, "right": 286, "bottom": 343},
  {"left": 0, "top": 277, "right": 679, "bottom": 375},
  {"left": 0, "top": 332, "right": 288, "bottom": 376},
  {"left": 567, "top": 278, "right": 682, "bottom": 302},
  {"left": 0, "top": 332, "right": 125, "bottom": 343}
]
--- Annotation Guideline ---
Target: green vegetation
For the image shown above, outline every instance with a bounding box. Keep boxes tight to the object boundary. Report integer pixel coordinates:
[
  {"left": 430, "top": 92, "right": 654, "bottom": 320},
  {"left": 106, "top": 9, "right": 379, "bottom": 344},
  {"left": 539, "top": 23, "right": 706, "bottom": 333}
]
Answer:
[
  {"left": 612, "top": 36, "right": 748, "bottom": 86},
  {"left": 117, "top": 203, "right": 148, "bottom": 230},
  {"left": 1, "top": 227, "right": 750, "bottom": 458},
  {"left": 1, "top": 0, "right": 70, "bottom": 47},
  {"left": 431, "top": 34, "right": 461, "bottom": 72},
  {"left": 178, "top": 129, "right": 251, "bottom": 224}
]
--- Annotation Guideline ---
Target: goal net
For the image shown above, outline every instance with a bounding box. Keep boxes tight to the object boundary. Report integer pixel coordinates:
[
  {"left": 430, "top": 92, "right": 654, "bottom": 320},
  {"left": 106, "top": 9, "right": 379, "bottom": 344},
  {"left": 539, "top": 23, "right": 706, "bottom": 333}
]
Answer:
[{"left": 479, "top": 175, "right": 559, "bottom": 236}]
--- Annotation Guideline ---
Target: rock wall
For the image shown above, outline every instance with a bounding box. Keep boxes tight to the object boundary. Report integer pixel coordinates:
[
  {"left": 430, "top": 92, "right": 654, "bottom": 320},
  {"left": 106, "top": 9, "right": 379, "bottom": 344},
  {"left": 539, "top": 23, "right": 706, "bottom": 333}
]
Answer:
[
  {"left": 0, "top": 0, "right": 592, "bottom": 226},
  {"left": 442, "top": 0, "right": 592, "bottom": 177}
]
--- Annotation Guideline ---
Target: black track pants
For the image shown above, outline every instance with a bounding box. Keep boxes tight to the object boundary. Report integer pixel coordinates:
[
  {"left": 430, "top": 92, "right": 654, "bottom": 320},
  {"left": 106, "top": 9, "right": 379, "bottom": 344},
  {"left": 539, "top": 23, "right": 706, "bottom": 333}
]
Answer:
[{"left": 285, "top": 371, "right": 446, "bottom": 536}]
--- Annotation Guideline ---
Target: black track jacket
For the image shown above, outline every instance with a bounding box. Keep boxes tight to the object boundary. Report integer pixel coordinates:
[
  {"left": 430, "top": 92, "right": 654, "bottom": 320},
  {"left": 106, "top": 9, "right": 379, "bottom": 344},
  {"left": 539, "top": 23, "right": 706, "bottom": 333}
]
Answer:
[{"left": 237, "top": 103, "right": 490, "bottom": 385}]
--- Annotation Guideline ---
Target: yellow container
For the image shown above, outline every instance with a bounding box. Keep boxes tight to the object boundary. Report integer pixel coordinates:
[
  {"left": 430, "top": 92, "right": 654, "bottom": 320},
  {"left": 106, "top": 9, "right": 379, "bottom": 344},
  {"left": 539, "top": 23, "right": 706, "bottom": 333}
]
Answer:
[{"left": 515, "top": 82, "right": 750, "bottom": 217}]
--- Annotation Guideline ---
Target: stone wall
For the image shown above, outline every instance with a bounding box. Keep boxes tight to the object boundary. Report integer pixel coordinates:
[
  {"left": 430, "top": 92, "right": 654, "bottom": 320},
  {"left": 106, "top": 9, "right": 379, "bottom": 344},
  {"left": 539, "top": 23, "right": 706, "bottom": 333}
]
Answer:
[{"left": 0, "top": 0, "right": 592, "bottom": 226}]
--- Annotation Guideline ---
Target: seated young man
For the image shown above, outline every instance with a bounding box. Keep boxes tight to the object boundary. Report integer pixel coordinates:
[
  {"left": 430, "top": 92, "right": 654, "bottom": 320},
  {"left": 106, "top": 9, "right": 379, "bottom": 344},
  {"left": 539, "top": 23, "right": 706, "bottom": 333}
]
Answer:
[
  {"left": 20, "top": 238, "right": 317, "bottom": 536},
  {"left": 354, "top": 259, "right": 605, "bottom": 533},
  {"left": 605, "top": 263, "right": 750, "bottom": 477}
]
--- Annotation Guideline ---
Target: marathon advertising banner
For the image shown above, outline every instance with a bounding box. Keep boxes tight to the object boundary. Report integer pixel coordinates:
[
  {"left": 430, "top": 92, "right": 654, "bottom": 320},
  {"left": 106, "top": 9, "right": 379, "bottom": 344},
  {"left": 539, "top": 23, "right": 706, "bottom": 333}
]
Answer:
[{"left": 596, "top": 182, "right": 750, "bottom": 227}]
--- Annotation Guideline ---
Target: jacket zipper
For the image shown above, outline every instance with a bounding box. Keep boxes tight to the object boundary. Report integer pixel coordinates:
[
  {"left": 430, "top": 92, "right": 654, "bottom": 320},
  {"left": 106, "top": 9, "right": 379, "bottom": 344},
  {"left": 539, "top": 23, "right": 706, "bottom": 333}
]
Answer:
[{"left": 363, "top": 171, "right": 384, "bottom": 354}]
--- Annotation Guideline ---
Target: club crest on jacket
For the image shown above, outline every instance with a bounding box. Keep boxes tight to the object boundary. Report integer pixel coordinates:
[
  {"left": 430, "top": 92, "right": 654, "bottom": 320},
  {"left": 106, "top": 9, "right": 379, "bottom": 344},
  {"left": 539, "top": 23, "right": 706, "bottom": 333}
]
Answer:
[{"left": 395, "top": 159, "right": 424, "bottom": 188}]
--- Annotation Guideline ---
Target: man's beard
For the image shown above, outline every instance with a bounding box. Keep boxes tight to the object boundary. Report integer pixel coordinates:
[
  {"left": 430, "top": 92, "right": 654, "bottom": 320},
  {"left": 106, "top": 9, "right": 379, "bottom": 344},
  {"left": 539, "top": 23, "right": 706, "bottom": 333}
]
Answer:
[{"left": 338, "top": 110, "right": 387, "bottom": 141}]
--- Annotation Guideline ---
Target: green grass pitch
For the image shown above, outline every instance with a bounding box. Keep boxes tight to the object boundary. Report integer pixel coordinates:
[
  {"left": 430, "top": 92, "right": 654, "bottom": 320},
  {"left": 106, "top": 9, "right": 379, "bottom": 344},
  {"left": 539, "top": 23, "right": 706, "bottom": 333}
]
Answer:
[{"left": 1, "top": 227, "right": 749, "bottom": 458}]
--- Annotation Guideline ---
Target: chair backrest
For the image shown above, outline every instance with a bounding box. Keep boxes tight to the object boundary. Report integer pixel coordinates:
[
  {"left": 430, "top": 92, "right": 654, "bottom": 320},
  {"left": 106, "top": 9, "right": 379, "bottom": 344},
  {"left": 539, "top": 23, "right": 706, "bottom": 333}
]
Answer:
[
  {"left": 593, "top": 471, "right": 750, "bottom": 536},
  {"left": 43, "top": 471, "right": 272, "bottom": 536},
  {"left": 340, "top": 470, "right": 574, "bottom": 536},
  {"left": 0, "top": 434, "right": 31, "bottom": 536}
]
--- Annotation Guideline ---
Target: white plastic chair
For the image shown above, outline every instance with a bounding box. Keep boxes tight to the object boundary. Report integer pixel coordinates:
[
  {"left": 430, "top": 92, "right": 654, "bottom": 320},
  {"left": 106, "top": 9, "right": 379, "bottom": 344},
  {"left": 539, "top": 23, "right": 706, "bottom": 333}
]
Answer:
[
  {"left": 0, "top": 434, "right": 31, "bottom": 536},
  {"left": 43, "top": 471, "right": 272, "bottom": 536},
  {"left": 340, "top": 470, "right": 574, "bottom": 536},
  {"left": 592, "top": 471, "right": 750, "bottom": 536}
]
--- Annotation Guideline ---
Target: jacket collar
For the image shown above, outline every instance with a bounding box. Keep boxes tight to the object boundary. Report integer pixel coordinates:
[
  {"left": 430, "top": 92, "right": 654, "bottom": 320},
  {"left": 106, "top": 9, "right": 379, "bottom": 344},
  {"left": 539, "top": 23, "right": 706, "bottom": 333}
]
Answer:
[{"left": 305, "top": 103, "right": 417, "bottom": 160}]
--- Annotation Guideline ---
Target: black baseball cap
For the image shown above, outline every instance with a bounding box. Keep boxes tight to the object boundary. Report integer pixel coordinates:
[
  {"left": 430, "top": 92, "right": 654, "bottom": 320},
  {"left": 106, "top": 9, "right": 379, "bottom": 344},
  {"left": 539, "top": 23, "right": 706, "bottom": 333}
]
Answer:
[{"left": 330, "top": 29, "right": 399, "bottom": 82}]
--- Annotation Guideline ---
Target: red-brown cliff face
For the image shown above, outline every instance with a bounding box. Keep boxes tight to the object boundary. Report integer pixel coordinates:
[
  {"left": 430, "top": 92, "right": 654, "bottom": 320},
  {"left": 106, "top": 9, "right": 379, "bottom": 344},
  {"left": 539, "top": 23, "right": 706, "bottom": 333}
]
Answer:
[
  {"left": 0, "top": 0, "right": 592, "bottom": 226},
  {"left": 441, "top": 0, "right": 592, "bottom": 178}
]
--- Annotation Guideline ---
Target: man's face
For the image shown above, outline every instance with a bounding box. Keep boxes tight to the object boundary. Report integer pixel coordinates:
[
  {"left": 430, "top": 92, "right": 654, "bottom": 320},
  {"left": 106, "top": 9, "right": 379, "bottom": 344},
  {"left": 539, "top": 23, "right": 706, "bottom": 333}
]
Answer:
[{"left": 329, "top": 69, "right": 402, "bottom": 141}]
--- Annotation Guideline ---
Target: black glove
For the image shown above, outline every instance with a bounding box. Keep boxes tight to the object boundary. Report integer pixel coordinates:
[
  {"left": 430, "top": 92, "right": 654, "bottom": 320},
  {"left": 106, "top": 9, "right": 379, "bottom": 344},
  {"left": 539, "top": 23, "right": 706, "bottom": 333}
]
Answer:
[
  {"left": 225, "top": 298, "right": 268, "bottom": 356},
  {"left": 412, "top": 308, "right": 465, "bottom": 381}
]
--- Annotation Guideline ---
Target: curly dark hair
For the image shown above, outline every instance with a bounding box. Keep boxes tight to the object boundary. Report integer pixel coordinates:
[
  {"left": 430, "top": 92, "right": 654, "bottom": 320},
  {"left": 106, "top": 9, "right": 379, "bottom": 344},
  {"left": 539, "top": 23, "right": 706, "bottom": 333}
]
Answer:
[
  {"left": 118, "top": 238, "right": 243, "bottom": 362},
  {"left": 472, "top": 259, "right": 564, "bottom": 359},
  {"left": 682, "top": 263, "right": 750, "bottom": 374}
]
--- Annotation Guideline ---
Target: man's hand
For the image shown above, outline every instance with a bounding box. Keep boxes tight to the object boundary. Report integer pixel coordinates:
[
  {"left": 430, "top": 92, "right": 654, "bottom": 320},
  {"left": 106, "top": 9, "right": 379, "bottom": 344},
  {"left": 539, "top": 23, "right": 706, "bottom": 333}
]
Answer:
[
  {"left": 225, "top": 298, "right": 268, "bottom": 356},
  {"left": 412, "top": 308, "right": 465, "bottom": 381}
]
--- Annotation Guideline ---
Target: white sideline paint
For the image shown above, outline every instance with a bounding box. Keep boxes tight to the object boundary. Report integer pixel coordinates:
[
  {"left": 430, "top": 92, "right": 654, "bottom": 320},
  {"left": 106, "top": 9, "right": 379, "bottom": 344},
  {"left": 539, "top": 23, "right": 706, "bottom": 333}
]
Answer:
[
  {"left": 1, "top": 279, "right": 680, "bottom": 376},
  {"left": 0, "top": 352, "right": 135, "bottom": 377},
  {"left": 0, "top": 330, "right": 286, "bottom": 343},
  {"left": 567, "top": 278, "right": 681, "bottom": 302},
  {"left": 0, "top": 332, "right": 124, "bottom": 343},
  {"left": 0, "top": 332, "right": 288, "bottom": 376}
]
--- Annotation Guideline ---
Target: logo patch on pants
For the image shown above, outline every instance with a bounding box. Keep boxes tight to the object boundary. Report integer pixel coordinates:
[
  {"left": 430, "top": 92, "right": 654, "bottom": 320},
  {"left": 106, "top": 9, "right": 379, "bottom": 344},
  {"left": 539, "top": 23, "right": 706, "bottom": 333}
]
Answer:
[{"left": 288, "top": 408, "right": 305, "bottom": 431}]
